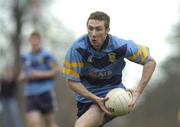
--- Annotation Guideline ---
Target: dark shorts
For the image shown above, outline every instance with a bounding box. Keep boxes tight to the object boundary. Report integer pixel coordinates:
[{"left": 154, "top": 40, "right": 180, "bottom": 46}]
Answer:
[
  {"left": 77, "top": 102, "right": 115, "bottom": 127},
  {"left": 25, "top": 91, "right": 54, "bottom": 114}
]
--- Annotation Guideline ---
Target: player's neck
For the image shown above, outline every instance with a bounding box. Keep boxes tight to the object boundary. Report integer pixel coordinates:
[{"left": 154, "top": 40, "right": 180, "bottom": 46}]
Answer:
[{"left": 31, "top": 48, "right": 41, "bottom": 55}]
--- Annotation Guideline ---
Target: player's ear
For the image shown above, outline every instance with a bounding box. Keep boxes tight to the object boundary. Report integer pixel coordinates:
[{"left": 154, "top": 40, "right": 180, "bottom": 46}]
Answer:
[{"left": 106, "top": 28, "right": 110, "bottom": 34}]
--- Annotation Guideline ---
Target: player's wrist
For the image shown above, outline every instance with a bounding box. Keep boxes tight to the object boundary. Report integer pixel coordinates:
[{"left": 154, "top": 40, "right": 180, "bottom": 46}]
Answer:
[
  {"left": 134, "top": 87, "right": 142, "bottom": 93},
  {"left": 133, "top": 89, "right": 142, "bottom": 99},
  {"left": 93, "top": 96, "right": 101, "bottom": 103},
  {"left": 134, "top": 89, "right": 140, "bottom": 93}
]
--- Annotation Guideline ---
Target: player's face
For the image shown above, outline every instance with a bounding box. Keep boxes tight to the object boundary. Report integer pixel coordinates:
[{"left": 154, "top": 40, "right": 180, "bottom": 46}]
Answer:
[
  {"left": 87, "top": 19, "right": 109, "bottom": 50},
  {"left": 29, "top": 35, "right": 41, "bottom": 53}
]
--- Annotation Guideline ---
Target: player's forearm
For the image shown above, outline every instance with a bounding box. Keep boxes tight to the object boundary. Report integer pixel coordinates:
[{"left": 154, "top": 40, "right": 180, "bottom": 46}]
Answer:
[
  {"left": 38, "top": 70, "right": 57, "bottom": 78},
  {"left": 31, "top": 68, "right": 59, "bottom": 79},
  {"left": 68, "top": 80, "right": 99, "bottom": 102},
  {"left": 136, "top": 57, "right": 156, "bottom": 94}
]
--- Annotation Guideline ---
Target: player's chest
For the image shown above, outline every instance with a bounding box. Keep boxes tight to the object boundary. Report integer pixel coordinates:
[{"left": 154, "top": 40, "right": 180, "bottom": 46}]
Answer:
[{"left": 25, "top": 56, "right": 47, "bottom": 67}]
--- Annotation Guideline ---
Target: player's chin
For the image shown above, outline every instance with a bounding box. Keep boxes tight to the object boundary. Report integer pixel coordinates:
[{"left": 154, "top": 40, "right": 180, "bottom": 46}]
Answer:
[
  {"left": 90, "top": 41, "right": 97, "bottom": 46},
  {"left": 90, "top": 42, "right": 100, "bottom": 49}
]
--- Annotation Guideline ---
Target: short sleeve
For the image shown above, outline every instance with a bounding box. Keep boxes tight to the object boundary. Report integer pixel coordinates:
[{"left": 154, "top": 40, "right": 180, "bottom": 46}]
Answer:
[
  {"left": 63, "top": 47, "right": 84, "bottom": 81},
  {"left": 125, "top": 40, "right": 151, "bottom": 65},
  {"left": 45, "top": 54, "right": 58, "bottom": 69}
]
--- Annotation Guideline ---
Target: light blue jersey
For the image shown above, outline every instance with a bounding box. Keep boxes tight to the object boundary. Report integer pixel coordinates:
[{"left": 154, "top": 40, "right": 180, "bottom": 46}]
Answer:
[
  {"left": 63, "top": 34, "right": 150, "bottom": 103},
  {"left": 21, "top": 49, "right": 57, "bottom": 96}
]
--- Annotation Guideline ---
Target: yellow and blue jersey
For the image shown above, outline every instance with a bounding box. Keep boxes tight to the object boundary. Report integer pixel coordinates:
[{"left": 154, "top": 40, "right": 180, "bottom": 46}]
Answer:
[
  {"left": 21, "top": 49, "right": 57, "bottom": 96},
  {"left": 63, "top": 34, "right": 150, "bottom": 102}
]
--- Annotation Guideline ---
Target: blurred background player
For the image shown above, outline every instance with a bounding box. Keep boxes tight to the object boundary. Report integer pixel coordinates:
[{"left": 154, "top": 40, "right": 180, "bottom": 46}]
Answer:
[
  {"left": 63, "top": 11, "right": 156, "bottom": 127},
  {"left": 19, "top": 31, "right": 59, "bottom": 127},
  {"left": 0, "top": 65, "right": 23, "bottom": 127}
]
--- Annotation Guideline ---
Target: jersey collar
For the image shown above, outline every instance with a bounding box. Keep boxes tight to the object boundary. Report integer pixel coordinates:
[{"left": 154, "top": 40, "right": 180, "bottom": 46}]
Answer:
[{"left": 31, "top": 48, "right": 42, "bottom": 55}]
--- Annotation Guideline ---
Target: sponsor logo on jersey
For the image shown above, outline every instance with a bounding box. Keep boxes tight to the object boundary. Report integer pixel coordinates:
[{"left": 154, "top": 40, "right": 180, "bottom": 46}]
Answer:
[{"left": 85, "top": 70, "right": 112, "bottom": 79}]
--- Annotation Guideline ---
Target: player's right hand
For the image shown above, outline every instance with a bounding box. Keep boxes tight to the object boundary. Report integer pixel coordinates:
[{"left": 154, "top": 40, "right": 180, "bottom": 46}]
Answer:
[{"left": 95, "top": 97, "right": 112, "bottom": 116}]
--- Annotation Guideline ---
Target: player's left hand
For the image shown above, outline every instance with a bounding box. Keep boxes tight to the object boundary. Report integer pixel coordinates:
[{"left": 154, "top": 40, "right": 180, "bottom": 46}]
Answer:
[{"left": 126, "top": 89, "right": 141, "bottom": 111}]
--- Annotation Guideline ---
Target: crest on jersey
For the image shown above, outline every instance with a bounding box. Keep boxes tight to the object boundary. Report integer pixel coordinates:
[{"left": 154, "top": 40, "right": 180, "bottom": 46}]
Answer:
[
  {"left": 87, "top": 55, "right": 93, "bottom": 63},
  {"left": 38, "top": 58, "right": 44, "bottom": 65},
  {"left": 108, "top": 53, "right": 116, "bottom": 62}
]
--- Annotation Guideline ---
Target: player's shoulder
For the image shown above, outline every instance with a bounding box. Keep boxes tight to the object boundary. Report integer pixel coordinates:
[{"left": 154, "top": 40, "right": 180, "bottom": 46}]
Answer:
[
  {"left": 70, "top": 34, "right": 89, "bottom": 50},
  {"left": 39, "top": 49, "right": 56, "bottom": 60},
  {"left": 39, "top": 49, "right": 51, "bottom": 55},
  {"left": 109, "top": 34, "right": 134, "bottom": 47},
  {"left": 21, "top": 51, "right": 31, "bottom": 58}
]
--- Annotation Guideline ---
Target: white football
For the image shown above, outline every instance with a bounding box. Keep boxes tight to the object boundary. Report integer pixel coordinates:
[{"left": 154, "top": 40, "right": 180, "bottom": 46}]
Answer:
[{"left": 105, "top": 88, "right": 133, "bottom": 116}]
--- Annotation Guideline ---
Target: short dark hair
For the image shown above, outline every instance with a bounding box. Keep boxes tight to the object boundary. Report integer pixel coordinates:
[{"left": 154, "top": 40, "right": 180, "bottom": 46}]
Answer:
[
  {"left": 87, "top": 11, "right": 110, "bottom": 29},
  {"left": 30, "top": 31, "right": 40, "bottom": 39}
]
